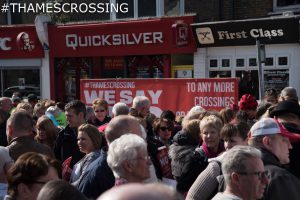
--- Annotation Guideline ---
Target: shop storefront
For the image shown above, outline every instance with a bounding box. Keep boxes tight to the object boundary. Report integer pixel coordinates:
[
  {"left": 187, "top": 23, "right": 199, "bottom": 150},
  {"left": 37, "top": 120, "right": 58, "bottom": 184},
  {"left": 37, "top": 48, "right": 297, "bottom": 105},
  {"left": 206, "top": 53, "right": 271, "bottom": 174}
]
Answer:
[
  {"left": 191, "top": 16, "right": 300, "bottom": 99},
  {"left": 48, "top": 15, "right": 196, "bottom": 102},
  {"left": 0, "top": 26, "right": 44, "bottom": 98}
]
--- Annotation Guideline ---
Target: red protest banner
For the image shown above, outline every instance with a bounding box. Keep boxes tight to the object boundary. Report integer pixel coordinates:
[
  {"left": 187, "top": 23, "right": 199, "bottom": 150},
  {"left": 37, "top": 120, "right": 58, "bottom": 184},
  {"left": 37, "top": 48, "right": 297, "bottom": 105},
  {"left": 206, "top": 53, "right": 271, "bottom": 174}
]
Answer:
[{"left": 80, "top": 78, "right": 239, "bottom": 116}]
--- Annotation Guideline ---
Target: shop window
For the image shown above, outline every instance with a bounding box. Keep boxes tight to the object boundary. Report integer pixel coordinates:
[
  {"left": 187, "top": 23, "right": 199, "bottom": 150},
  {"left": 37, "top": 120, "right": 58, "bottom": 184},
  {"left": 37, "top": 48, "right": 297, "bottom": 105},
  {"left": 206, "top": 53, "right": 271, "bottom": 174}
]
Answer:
[
  {"left": 116, "top": 0, "right": 134, "bottom": 19},
  {"left": 264, "top": 57, "right": 274, "bottom": 67},
  {"left": 1, "top": 69, "right": 40, "bottom": 98},
  {"left": 209, "top": 71, "right": 231, "bottom": 78},
  {"left": 276, "top": 0, "right": 300, "bottom": 6},
  {"left": 248, "top": 58, "right": 257, "bottom": 67},
  {"left": 127, "top": 55, "right": 169, "bottom": 78},
  {"left": 209, "top": 59, "right": 218, "bottom": 68},
  {"left": 236, "top": 58, "right": 245, "bottom": 68},
  {"left": 138, "top": 0, "right": 156, "bottom": 17},
  {"left": 274, "top": 0, "right": 300, "bottom": 11},
  {"left": 221, "top": 58, "right": 230, "bottom": 68},
  {"left": 165, "top": 0, "right": 182, "bottom": 16},
  {"left": 278, "top": 56, "right": 288, "bottom": 66},
  {"left": 236, "top": 70, "right": 259, "bottom": 99},
  {"left": 114, "top": 0, "right": 184, "bottom": 19}
]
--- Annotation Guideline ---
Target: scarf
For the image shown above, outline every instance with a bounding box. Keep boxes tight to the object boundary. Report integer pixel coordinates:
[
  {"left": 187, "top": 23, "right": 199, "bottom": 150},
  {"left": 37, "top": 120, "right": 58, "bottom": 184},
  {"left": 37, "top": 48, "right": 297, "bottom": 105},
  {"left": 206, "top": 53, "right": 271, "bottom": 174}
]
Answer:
[{"left": 201, "top": 142, "right": 224, "bottom": 158}]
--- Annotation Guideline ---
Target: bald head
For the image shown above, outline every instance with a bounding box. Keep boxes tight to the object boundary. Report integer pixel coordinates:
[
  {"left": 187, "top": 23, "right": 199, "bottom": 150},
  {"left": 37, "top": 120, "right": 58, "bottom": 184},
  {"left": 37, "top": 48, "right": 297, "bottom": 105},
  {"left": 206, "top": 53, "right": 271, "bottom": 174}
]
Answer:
[
  {"left": 279, "top": 87, "right": 298, "bottom": 102},
  {"left": 97, "top": 183, "right": 183, "bottom": 200},
  {"left": 105, "top": 115, "right": 142, "bottom": 144}
]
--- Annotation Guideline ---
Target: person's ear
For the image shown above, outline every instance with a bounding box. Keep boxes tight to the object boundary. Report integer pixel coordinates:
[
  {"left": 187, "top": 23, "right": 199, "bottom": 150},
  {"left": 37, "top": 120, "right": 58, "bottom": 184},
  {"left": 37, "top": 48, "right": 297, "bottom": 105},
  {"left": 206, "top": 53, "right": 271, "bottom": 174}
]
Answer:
[
  {"left": 6, "top": 123, "right": 13, "bottom": 142},
  {"left": 122, "top": 160, "right": 134, "bottom": 173},
  {"left": 262, "top": 136, "right": 272, "bottom": 149},
  {"left": 231, "top": 172, "right": 240, "bottom": 184}
]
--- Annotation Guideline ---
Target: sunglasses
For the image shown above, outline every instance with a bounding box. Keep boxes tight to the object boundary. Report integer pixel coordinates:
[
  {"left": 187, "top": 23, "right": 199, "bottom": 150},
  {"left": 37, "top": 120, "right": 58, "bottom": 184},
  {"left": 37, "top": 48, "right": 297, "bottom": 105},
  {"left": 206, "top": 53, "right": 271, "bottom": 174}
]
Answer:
[
  {"left": 95, "top": 109, "right": 106, "bottom": 113},
  {"left": 160, "top": 126, "right": 171, "bottom": 131},
  {"left": 236, "top": 171, "right": 268, "bottom": 180}
]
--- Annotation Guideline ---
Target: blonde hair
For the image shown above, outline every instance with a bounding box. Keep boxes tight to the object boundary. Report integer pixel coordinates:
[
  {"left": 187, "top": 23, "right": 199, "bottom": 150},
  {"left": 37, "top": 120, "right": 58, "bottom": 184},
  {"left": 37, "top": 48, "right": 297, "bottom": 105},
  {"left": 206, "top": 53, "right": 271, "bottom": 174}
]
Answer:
[{"left": 200, "top": 115, "right": 223, "bottom": 134}]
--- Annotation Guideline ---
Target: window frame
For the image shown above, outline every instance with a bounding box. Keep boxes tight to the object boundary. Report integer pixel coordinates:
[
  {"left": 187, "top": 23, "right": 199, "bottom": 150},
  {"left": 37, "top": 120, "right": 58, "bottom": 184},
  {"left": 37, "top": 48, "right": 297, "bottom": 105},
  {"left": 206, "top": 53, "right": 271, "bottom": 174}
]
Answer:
[{"left": 273, "top": 0, "right": 300, "bottom": 12}]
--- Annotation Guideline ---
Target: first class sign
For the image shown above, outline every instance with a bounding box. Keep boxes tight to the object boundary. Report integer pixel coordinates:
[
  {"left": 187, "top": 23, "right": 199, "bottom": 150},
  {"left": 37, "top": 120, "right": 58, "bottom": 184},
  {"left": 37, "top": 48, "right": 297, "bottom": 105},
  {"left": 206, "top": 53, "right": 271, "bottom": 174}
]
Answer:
[{"left": 192, "top": 16, "right": 300, "bottom": 47}]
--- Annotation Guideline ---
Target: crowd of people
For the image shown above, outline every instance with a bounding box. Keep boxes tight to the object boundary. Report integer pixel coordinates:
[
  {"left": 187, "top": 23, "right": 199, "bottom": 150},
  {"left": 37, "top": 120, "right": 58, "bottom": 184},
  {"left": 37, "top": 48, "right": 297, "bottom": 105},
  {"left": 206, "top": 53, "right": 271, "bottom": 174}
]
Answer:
[{"left": 0, "top": 86, "right": 300, "bottom": 200}]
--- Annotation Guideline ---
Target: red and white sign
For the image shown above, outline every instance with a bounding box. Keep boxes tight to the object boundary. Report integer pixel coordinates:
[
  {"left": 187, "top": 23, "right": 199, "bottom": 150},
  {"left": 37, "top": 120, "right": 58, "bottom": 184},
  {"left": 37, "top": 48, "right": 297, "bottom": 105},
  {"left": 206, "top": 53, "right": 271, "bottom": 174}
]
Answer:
[
  {"left": 0, "top": 26, "right": 44, "bottom": 58},
  {"left": 80, "top": 78, "right": 239, "bottom": 116},
  {"left": 48, "top": 16, "right": 196, "bottom": 57}
]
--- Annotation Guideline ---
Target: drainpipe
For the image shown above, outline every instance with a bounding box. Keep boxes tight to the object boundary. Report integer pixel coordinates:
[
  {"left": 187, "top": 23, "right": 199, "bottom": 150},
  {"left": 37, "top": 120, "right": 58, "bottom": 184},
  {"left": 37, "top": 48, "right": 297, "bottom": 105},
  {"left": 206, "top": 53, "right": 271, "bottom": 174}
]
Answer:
[
  {"left": 6, "top": 0, "right": 11, "bottom": 24},
  {"left": 219, "top": 0, "right": 223, "bottom": 20}
]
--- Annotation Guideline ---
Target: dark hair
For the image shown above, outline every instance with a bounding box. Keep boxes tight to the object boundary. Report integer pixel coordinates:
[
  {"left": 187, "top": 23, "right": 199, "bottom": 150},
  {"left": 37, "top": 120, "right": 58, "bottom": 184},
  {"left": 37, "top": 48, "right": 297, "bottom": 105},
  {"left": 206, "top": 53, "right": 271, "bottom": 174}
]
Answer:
[
  {"left": 153, "top": 118, "right": 174, "bottom": 135},
  {"left": 65, "top": 100, "right": 86, "bottom": 118},
  {"left": 7, "top": 152, "right": 61, "bottom": 198},
  {"left": 160, "top": 110, "right": 176, "bottom": 121},
  {"left": 219, "top": 107, "right": 235, "bottom": 124},
  {"left": 221, "top": 122, "right": 250, "bottom": 140},
  {"left": 37, "top": 180, "right": 88, "bottom": 200}
]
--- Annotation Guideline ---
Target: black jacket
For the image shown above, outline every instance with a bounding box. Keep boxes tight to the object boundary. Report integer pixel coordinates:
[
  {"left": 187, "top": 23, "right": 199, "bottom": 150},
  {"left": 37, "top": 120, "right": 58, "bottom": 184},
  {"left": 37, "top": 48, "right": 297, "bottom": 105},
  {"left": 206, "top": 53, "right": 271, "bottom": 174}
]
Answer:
[
  {"left": 260, "top": 148, "right": 300, "bottom": 200},
  {"left": 54, "top": 125, "right": 84, "bottom": 168},
  {"left": 169, "top": 130, "right": 207, "bottom": 194}
]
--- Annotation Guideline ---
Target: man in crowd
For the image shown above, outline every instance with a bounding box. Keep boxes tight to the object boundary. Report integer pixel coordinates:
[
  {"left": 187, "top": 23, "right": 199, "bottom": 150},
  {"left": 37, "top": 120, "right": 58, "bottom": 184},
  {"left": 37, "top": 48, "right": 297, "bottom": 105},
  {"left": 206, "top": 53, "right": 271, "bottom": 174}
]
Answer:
[
  {"left": 269, "top": 100, "right": 300, "bottom": 178},
  {"left": 6, "top": 111, "right": 53, "bottom": 161},
  {"left": 212, "top": 145, "right": 268, "bottom": 200},
  {"left": 54, "top": 100, "right": 86, "bottom": 170},
  {"left": 248, "top": 118, "right": 300, "bottom": 200}
]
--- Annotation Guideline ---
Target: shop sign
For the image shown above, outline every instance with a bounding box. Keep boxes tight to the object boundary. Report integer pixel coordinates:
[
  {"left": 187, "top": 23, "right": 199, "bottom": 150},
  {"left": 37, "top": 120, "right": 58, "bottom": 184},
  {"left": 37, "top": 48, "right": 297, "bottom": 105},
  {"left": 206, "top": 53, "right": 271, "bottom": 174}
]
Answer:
[
  {"left": 0, "top": 26, "right": 44, "bottom": 58},
  {"left": 49, "top": 15, "right": 196, "bottom": 57},
  {"left": 192, "top": 16, "right": 299, "bottom": 47},
  {"left": 80, "top": 78, "right": 238, "bottom": 116},
  {"left": 264, "top": 69, "right": 289, "bottom": 92}
]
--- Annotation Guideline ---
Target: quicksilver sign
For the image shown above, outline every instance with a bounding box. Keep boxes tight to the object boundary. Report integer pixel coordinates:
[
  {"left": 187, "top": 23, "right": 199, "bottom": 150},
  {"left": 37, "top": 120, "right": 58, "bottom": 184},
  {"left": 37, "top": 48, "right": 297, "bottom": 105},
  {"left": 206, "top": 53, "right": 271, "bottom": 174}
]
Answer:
[
  {"left": 66, "top": 32, "right": 164, "bottom": 50},
  {"left": 192, "top": 17, "right": 299, "bottom": 47}
]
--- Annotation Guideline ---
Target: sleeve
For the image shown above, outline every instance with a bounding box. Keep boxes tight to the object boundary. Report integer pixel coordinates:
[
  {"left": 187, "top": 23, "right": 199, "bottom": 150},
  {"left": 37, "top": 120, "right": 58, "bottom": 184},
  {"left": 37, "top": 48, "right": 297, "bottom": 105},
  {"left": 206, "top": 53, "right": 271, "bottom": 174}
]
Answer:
[
  {"left": 264, "top": 172, "right": 300, "bottom": 200},
  {"left": 186, "top": 161, "right": 221, "bottom": 200}
]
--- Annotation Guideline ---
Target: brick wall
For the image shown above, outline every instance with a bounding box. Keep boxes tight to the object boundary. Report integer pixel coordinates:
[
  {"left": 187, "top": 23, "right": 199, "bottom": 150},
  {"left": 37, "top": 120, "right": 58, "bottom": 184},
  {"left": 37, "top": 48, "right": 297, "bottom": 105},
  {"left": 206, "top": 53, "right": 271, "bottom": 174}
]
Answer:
[{"left": 0, "top": 0, "right": 276, "bottom": 25}]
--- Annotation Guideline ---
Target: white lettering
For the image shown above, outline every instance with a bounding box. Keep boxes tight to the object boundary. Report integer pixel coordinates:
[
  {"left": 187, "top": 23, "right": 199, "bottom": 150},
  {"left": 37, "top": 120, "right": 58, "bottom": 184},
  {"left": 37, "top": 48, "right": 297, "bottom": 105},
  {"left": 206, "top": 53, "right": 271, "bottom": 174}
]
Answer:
[
  {"left": 0, "top": 37, "right": 12, "bottom": 51},
  {"left": 65, "top": 32, "right": 164, "bottom": 50},
  {"left": 148, "top": 90, "right": 162, "bottom": 104}
]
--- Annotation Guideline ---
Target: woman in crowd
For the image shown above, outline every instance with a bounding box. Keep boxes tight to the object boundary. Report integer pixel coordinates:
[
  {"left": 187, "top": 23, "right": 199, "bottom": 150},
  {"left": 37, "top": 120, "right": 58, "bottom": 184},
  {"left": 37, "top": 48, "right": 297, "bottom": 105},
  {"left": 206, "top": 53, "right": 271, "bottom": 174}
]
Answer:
[
  {"left": 169, "top": 119, "right": 202, "bottom": 195},
  {"left": 219, "top": 107, "right": 235, "bottom": 125},
  {"left": 5, "top": 152, "right": 60, "bottom": 200},
  {"left": 91, "top": 98, "right": 111, "bottom": 127},
  {"left": 186, "top": 122, "right": 249, "bottom": 200},
  {"left": 70, "top": 124, "right": 102, "bottom": 187},
  {"left": 35, "top": 116, "right": 60, "bottom": 150},
  {"left": 107, "top": 134, "right": 151, "bottom": 185},
  {"left": 33, "top": 102, "right": 46, "bottom": 122},
  {"left": 153, "top": 118, "right": 174, "bottom": 147}
]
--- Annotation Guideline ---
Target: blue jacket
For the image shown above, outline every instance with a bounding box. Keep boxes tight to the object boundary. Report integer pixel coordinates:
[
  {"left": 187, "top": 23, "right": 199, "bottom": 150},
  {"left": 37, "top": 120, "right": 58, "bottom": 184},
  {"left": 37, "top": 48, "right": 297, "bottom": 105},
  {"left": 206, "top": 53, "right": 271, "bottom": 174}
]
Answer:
[{"left": 77, "top": 148, "right": 115, "bottom": 199}]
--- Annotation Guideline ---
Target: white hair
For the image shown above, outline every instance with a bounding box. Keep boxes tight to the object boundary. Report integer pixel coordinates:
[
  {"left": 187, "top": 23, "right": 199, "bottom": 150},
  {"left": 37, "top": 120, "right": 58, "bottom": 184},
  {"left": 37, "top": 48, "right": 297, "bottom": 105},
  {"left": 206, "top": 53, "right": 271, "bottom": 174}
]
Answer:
[
  {"left": 112, "top": 102, "right": 129, "bottom": 117},
  {"left": 107, "top": 134, "right": 147, "bottom": 179},
  {"left": 132, "top": 96, "right": 150, "bottom": 110}
]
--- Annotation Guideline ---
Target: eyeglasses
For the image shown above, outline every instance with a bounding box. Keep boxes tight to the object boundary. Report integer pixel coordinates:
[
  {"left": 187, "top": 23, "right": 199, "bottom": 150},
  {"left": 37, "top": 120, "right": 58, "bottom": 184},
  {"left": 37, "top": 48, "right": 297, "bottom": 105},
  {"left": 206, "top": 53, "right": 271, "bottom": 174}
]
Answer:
[
  {"left": 133, "top": 155, "right": 151, "bottom": 161},
  {"left": 160, "top": 127, "right": 171, "bottom": 131},
  {"left": 236, "top": 171, "right": 268, "bottom": 180},
  {"left": 94, "top": 109, "right": 105, "bottom": 113}
]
